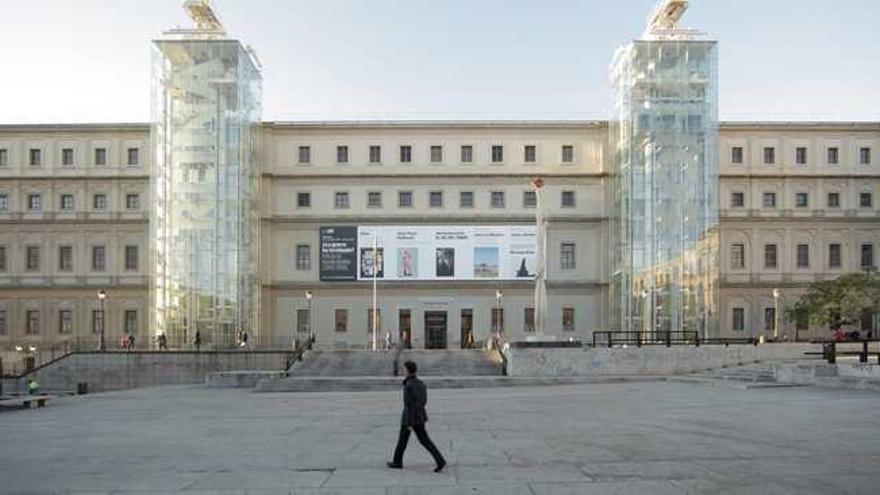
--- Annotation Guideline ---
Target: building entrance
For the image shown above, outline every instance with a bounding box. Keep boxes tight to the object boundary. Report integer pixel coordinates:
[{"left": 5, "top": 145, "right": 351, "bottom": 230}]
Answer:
[
  {"left": 460, "top": 309, "right": 474, "bottom": 348},
  {"left": 399, "top": 309, "right": 412, "bottom": 349},
  {"left": 424, "top": 311, "right": 448, "bottom": 349}
]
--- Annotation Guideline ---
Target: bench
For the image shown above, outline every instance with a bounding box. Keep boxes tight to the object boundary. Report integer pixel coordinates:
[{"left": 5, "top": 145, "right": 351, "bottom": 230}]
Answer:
[{"left": 0, "top": 395, "right": 51, "bottom": 409}]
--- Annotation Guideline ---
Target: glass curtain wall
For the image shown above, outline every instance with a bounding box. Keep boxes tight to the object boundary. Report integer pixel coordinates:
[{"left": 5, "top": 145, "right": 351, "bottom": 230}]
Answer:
[{"left": 151, "top": 39, "right": 261, "bottom": 348}]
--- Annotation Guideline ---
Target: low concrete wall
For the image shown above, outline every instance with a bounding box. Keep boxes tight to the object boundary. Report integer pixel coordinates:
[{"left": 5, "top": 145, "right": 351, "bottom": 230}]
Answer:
[
  {"left": 4, "top": 351, "right": 295, "bottom": 394},
  {"left": 774, "top": 362, "right": 880, "bottom": 391},
  {"left": 505, "top": 343, "right": 819, "bottom": 377}
]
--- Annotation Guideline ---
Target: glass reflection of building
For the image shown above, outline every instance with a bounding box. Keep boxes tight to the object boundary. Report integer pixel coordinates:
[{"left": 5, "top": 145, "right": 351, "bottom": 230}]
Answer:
[
  {"left": 150, "top": 4, "right": 262, "bottom": 348},
  {"left": 611, "top": 1, "right": 720, "bottom": 338}
]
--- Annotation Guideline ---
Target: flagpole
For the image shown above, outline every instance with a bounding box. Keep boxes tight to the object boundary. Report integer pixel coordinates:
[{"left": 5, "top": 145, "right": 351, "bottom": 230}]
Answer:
[{"left": 372, "top": 235, "right": 378, "bottom": 351}]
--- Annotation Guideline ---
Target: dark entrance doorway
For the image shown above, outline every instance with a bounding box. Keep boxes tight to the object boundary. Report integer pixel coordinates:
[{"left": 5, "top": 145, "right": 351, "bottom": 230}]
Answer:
[
  {"left": 399, "top": 309, "right": 412, "bottom": 349},
  {"left": 424, "top": 311, "right": 448, "bottom": 349},
  {"left": 460, "top": 309, "right": 474, "bottom": 348}
]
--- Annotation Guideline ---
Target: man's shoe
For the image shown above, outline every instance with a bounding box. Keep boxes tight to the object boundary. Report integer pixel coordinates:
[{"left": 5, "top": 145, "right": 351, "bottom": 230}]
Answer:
[
  {"left": 434, "top": 461, "right": 446, "bottom": 473},
  {"left": 387, "top": 462, "right": 403, "bottom": 469}
]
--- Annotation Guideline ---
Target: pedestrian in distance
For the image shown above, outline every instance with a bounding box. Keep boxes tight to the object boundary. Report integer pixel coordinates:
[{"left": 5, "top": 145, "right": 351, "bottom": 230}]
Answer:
[
  {"left": 127, "top": 334, "right": 135, "bottom": 351},
  {"left": 388, "top": 360, "right": 447, "bottom": 472},
  {"left": 193, "top": 331, "right": 202, "bottom": 351}
]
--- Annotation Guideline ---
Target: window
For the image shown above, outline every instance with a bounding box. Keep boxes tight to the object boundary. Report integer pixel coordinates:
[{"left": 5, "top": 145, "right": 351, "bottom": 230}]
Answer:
[
  {"left": 297, "top": 309, "right": 310, "bottom": 333},
  {"left": 92, "top": 310, "right": 103, "bottom": 335},
  {"left": 524, "top": 308, "right": 535, "bottom": 333},
  {"left": 126, "top": 194, "right": 140, "bottom": 210},
  {"left": 491, "top": 145, "right": 504, "bottom": 163},
  {"left": 59, "top": 246, "right": 73, "bottom": 271},
  {"left": 399, "top": 145, "right": 412, "bottom": 163},
  {"left": 0, "top": 246, "right": 5, "bottom": 271},
  {"left": 60, "top": 194, "right": 74, "bottom": 211},
  {"left": 827, "top": 192, "right": 840, "bottom": 208},
  {"left": 398, "top": 191, "right": 413, "bottom": 208},
  {"left": 334, "top": 309, "right": 348, "bottom": 332},
  {"left": 730, "top": 244, "right": 745, "bottom": 269},
  {"left": 0, "top": 310, "right": 6, "bottom": 335},
  {"left": 93, "top": 194, "right": 107, "bottom": 210},
  {"left": 0, "top": 194, "right": 6, "bottom": 212},
  {"left": 860, "top": 193, "right": 873, "bottom": 208},
  {"left": 763, "top": 147, "right": 775, "bottom": 164},
  {"left": 334, "top": 192, "right": 349, "bottom": 209},
  {"left": 0, "top": 148, "right": 7, "bottom": 166},
  {"left": 730, "top": 192, "right": 744, "bottom": 208},
  {"left": 764, "top": 244, "right": 778, "bottom": 269},
  {"left": 796, "top": 244, "right": 809, "bottom": 268},
  {"left": 491, "top": 308, "right": 504, "bottom": 333},
  {"left": 731, "top": 146, "right": 743, "bottom": 164},
  {"left": 459, "top": 191, "right": 474, "bottom": 208},
  {"left": 26, "top": 246, "right": 40, "bottom": 271},
  {"left": 295, "top": 244, "right": 311, "bottom": 271},
  {"left": 560, "top": 243, "right": 576, "bottom": 269},
  {"left": 94, "top": 148, "right": 107, "bottom": 166},
  {"left": 92, "top": 245, "right": 106, "bottom": 271},
  {"left": 369, "top": 145, "right": 382, "bottom": 163},
  {"left": 298, "top": 146, "right": 311, "bottom": 164},
  {"left": 562, "top": 145, "right": 574, "bottom": 163},
  {"left": 523, "top": 191, "right": 537, "bottom": 208},
  {"left": 561, "top": 191, "right": 576, "bottom": 208},
  {"left": 61, "top": 148, "right": 74, "bottom": 166},
  {"left": 429, "top": 191, "right": 443, "bottom": 208},
  {"left": 28, "top": 194, "right": 42, "bottom": 211},
  {"left": 562, "top": 307, "right": 575, "bottom": 332},
  {"left": 367, "top": 308, "right": 382, "bottom": 334},
  {"left": 796, "top": 147, "right": 808, "bottom": 165},
  {"left": 490, "top": 191, "right": 505, "bottom": 208},
  {"left": 125, "top": 246, "right": 138, "bottom": 271},
  {"left": 524, "top": 145, "right": 536, "bottom": 163},
  {"left": 126, "top": 148, "right": 139, "bottom": 166},
  {"left": 297, "top": 192, "right": 311, "bottom": 208},
  {"left": 861, "top": 244, "right": 874, "bottom": 270},
  {"left": 762, "top": 192, "right": 776, "bottom": 208},
  {"left": 795, "top": 192, "right": 809, "bottom": 208},
  {"left": 829, "top": 243, "right": 842, "bottom": 268},
  {"left": 29, "top": 148, "right": 41, "bottom": 166},
  {"left": 26, "top": 310, "right": 40, "bottom": 335},
  {"left": 367, "top": 191, "right": 382, "bottom": 208},
  {"left": 460, "top": 145, "right": 473, "bottom": 163},
  {"left": 59, "top": 310, "right": 73, "bottom": 334},
  {"left": 732, "top": 308, "right": 745, "bottom": 332},
  {"left": 764, "top": 307, "right": 776, "bottom": 332},
  {"left": 125, "top": 310, "right": 138, "bottom": 334},
  {"left": 860, "top": 147, "right": 872, "bottom": 165},
  {"left": 430, "top": 145, "right": 443, "bottom": 163},
  {"left": 827, "top": 147, "right": 839, "bottom": 165},
  {"left": 336, "top": 145, "right": 348, "bottom": 163}
]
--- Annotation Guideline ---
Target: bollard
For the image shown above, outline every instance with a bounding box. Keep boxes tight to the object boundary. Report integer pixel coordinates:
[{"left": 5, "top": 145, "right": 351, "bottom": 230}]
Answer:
[
  {"left": 860, "top": 340, "right": 868, "bottom": 363},
  {"left": 665, "top": 331, "right": 671, "bottom": 348},
  {"left": 77, "top": 382, "right": 88, "bottom": 395},
  {"left": 823, "top": 342, "right": 836, "bottom": 364}
]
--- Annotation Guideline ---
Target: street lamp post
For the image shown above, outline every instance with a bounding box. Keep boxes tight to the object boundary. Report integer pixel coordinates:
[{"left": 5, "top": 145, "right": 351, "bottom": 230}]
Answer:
[
  {"left": 97, "top": 290, "right": 107, "bottom": 351},
  {"left": 305, "top": 290, "right": 313, "bottom": 349},
  {"left": 772, "top": 288, "right": 781, "bottom": 341}
]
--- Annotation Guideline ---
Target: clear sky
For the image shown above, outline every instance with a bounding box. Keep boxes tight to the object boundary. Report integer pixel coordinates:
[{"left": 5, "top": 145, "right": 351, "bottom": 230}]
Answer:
[{"left": 1, "top": 0, "right": 878, "bottom": 123}]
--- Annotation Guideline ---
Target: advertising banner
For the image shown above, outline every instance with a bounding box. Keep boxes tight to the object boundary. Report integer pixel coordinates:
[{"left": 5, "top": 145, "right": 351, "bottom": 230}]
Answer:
[{"left": 319, "top": 226, "right": 358, "bottom": 281}]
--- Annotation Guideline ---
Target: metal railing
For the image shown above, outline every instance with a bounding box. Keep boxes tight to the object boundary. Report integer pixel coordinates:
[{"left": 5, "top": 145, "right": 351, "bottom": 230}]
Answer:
[
  {"left": 591, "top": 331, "right": 758, "bottom": 348},
  {"left": 820, "top": 340, "right": 880, "bottom": 364}
]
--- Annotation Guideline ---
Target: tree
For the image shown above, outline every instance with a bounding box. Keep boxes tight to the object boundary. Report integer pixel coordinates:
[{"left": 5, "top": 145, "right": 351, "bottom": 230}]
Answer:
[{"left": 784, "top": 270, "right": 880, "bottom": 333}]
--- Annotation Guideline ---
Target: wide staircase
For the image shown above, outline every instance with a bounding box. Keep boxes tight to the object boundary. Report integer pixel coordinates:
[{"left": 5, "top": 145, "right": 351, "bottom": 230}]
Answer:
[{"left": 667, "top": 363, "right": 799, "bottom": 389}]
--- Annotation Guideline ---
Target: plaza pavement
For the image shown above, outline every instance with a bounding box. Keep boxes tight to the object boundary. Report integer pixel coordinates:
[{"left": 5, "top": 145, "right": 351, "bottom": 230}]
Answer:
[{"left": 1, "top": 381, "right": 879, "bottom": 494}]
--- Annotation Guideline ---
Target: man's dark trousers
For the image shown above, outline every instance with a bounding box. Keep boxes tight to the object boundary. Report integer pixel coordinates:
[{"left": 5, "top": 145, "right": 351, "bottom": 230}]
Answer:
[{"left": 392, "top": 423, "right": 445, "bottom": 466}]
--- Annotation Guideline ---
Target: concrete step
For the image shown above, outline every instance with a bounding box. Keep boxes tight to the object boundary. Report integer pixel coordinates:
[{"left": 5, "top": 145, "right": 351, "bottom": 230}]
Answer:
[
  {"left": 205, "top": 370, "right": 287, "bottom": 388},
  {"left": 667, "top": 376, "right": 802, "bottom": 390},
  {"left": 398, "top": 349, "right": 503, "bottom": 376},
  {"left": 287, "top": 350, "right": 396, "bottom": 376}
]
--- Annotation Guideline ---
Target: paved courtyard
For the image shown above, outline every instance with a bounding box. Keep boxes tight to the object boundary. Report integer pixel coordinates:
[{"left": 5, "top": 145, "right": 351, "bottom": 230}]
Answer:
[{"left": 1, "top": 381, "right": 879, "bottom": 494}]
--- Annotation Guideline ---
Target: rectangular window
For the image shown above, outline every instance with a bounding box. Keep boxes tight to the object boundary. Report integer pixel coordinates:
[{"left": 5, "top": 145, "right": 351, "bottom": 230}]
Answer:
[
  {"left": 796, "top": 147, "right": 808, "bottom": 165},
  {"left": 562, "top": 307, "right": 575, "bottom": 332},
  {"left": 295, "top": 244, "right": 311, "bottom": 271},
  {"left": 125, "top": 310, "right": 137, "bottom": 334},
  {"left": 59, "top": 245, "right": 73, "bottom": 271},
  {"left": 367, "top": 191, "right": 382, "bottom": 208},
  {"left": 334, "top": 309, "right": 348, "bottom": 332},
  {"left": 27, "top": 310, "right": 40, "bottom": 335},
  {"left": 29, "top": 148, "right": 41, "bottom": 166},
  {"left": 730, "top": 192, "right": 744, "bottom": 208},
  {"left": 0, "top": 148, "right": 7, "bottom": 166},
  {"left": 732, "top": 308, "right": 745, "bottom": 332},
  {"left": 126, "top": 148, "right": 139, "bottom": 166},
  {"left": 60, "top": 194, "right": 74, "bottom": 211},
  {"left": 93, "top": 194, "right": 107, "bottom": 210},
  {"left": 369, "top": 145, "right": 382, "bottom": 163},
  {"left": 829, "top": 243, "right": 842, "bottom": 268},
  {"left": 336, "top": 145, "right": 349, "bottom": 163},
  {"left": 561, "top": 145, "right": 574, "bottom": 163},
  {"left": 0, "top": 194, "right": 7, "bottom": 212},
  {"left": 0, "top": 246, "right": 6, "bottom": 271},
  {"left": 490, "top": 191, "right": 505, "bottom": 208},
  {"left": 763, "top": 147, "right": 775, "bottom": 164},
  {"left": 0, "top": 310, "right": 6, "bottom": 335},
  {"left": 827, "top": 147, "right": 839, "bottom": 165},
  {"left": 795, "top": 192, "right": 809, "bottom": 208},
  {"left": 126, "top": 194, "right": 140, "bottom": 210},
  {"left": 59, "top": 310, "right": 73, "bottom": 334},
  {"left": 560, "top": 243, "right": 576, "bottom": 270},
  {"left": 730, "top": 244, "right": 745, "bottom": 269},
  {"left": 296, "top": 309, "right": 310, "bottom": 333},
  {"left": 731, "top": 146, "right": 743, "bottom": 164},
  {"left": 398, "top": 191, "right": 413, "bottom": 208},
  {"left": 125, "top": 245, "right": 138, "bottom": 271},
  {"left": 28, "top": 194, "right": 42, "bottom": 211},
  {"left": 430, "top": 145, "right": 443, "bottom": 163},
  {"left": 524, "top": 145, "right": 536, "bottom": 163},
  {"left": 524, "top": 308, "right": 535, "bottom": 333},
  {"left": 764, "top": 307, "right": 776, "bottom": 332},
  {"left": 94, "top": 148, "right": 106, "bottom": 166},
  {"left": 367, "top": 308, "right": 382, "bottom": 334},
  {"left": 92, "top": 310, "right": 103, "bottom": 335},
  {"left": 491, "top": 145, "right": 504, "bottom": 163},
  {"left": 523, "top": 191, "right": 537, "bottom": 208},
  {"left": 298, "top": 145, "right": 311, "bottom": 164},
  {"left": 861, "top": 244, "right": 874, "bottom": 270},
  {"left": 762, "top": 192, "right": 776, "bottom": 208},
  {"left": 334, "top": 192, "right": 349, "bottom": 209},
  {"left": 491, "top": 307, "right": 504, "bottom": 333},
  {"left": 399, "top": 145, "right": 412, "bottom": 163},
  {"left": 92, "top": 245, "right": 106, "bottom": 271},
  {"left": 860, "top": 193, "right": 873, "bottom": 208},
  {"left": 459, "top": 191, "right": 474, "bottom": 208},
  {"left": 297, "top": 192, "right": 311, "bottom": 208},
  {"left": 860, "top": 147, "right": 872, "bottom": 165},
  {"left": 429, "top": 191, "right": 443, "bottom": 208},
  {"left": 827, "top": 192, "right": 840, "bottom": 208},
  {"left": 460, "top": 145, "right": 473, "bottom": 163},
  {"left": 764, "top": 244, "right": 778, "bottom": 269},
  {"left": 61, "top": 148, "right": 74, "bottom": 166},
  {"left": 796, "top": 244, "right": 809, "bottom": 268},
  {"left": 561, "top": 191, "right": 576, "bottom": 208},
  {"left": 26, "top": 246, "right": 40, "bottom": 271}
]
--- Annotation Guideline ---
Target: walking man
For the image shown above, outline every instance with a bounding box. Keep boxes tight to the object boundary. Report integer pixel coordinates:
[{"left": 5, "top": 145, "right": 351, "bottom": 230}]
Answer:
[{"left": 388, "top": 361, "right": 446, "bottom": 472}]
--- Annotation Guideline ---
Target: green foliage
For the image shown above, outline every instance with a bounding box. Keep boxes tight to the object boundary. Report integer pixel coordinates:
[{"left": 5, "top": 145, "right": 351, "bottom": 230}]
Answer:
[{"left": 784, "top": 270, "right": 880, "bottom": 332}]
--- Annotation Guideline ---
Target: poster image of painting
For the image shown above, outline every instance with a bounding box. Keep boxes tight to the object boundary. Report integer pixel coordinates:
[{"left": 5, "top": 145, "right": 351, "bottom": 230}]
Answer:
[
  {"left": 473, "top": 247, "right": 499, "bottom": 278},
  {"left": 510, "top": 244, "right": 536, "bottom": 278},
  {"left": 435, "top": 248, "right": 455, "bottom": 277},
  {"left": 397, "top": 247, "right": 418, "bottom": 278},
  {"left": 359, "top": 247, "right": 384, "bottom": 278}
]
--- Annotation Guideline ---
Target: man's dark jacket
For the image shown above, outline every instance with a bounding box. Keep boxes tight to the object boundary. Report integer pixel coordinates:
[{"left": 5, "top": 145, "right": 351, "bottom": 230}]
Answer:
[{"left": 401, "top": 376, "right": 429, "bottom": 426}]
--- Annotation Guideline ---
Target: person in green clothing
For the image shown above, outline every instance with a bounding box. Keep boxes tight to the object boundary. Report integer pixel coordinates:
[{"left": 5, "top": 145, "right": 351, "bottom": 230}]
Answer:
[{"left": 27, "top": 379, "right": 39, "bottom": 395}]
